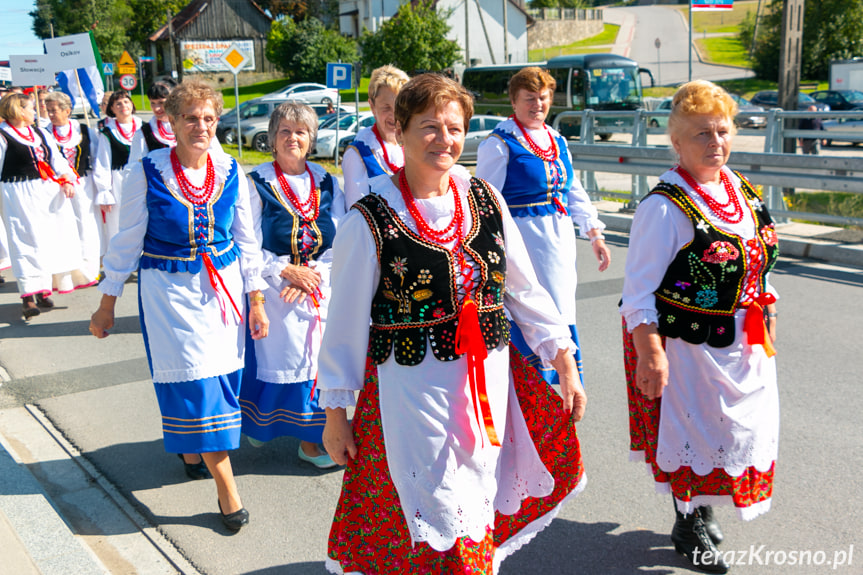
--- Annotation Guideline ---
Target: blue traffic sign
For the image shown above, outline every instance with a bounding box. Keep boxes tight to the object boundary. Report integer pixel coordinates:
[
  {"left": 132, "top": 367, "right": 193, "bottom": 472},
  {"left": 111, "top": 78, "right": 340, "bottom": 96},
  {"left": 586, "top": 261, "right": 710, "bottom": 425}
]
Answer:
[
  {"left": 326, "top": 63, "right": 353, "bottom": 91},
  {"left": 103, "top": 62, "right": 115, "bottom": 75}
]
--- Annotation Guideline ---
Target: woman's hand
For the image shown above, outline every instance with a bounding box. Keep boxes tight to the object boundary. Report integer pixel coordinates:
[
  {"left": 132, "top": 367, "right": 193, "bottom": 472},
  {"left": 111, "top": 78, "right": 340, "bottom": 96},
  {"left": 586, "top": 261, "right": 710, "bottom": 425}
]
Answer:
[
  {"left": 89, "top": 295, "right": 117, "bottom": 338},
  {"left": 100, "top": 204, "right": 113, "bottom": 214},
  {"left": 550, "top": 348, "right": 587, "bottom": 423},
  {"left": 588, "top": 231, "right": 611, "bottom": 272},
  {"left": 323, "top": 408, "right": 357, "bottom": 465},
  {"left": 766, "top": 304, "right": 777, "bottom": 343},
  {"left": 632, "top": 323, "right": 668, "bottom": 400},
  {"left": 61, "top": 183, "right": 75, "bottom": 199},
  {"left": 248, "top": 291, "right": 269, "bottom": 340},
  {"left": 279, "top": 264, "right": 321, "bottom": 304}
]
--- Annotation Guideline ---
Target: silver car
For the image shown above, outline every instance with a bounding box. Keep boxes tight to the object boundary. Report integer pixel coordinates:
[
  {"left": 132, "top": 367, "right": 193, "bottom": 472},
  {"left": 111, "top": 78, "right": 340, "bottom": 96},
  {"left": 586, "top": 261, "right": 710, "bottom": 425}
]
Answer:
[
  {"left": 457, "top": 115, "right": 506, "bottom": 163},
  {"left": 232, "top": 104, "right": 350, "bottom": 152}
]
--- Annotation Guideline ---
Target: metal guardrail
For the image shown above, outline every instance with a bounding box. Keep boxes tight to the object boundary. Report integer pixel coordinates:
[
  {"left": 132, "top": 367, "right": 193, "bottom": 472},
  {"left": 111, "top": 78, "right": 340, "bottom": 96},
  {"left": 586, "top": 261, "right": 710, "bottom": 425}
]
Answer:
[{"left": 552, "top": 109, "right": 863, "bottom": 227}]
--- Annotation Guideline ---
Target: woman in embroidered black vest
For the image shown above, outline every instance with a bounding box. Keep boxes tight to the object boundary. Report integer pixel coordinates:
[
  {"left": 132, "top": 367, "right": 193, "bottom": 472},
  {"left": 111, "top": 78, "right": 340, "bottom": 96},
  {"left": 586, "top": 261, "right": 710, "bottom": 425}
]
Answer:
[
  {"left": 44, "top": 91, "right": 102, "bottom": 282},
  {"left": 0, "top": 93, "right": 90, "bottom": 319},
  {"left": 476, "top": 66, "right": 611, "bottom": 387},
  {"left": 240, "top": 102, "right": 345, "bottom": 468},
  {"left": 341, "top": 65, "right": 409, "bottom": 208},
  {"left": 89, "top": 81, "right": 269, "bottom": 532},
  {"left": 318, "top": 73, "right": 587, "bottom": 574},
  {"left": 620, "top": 80, "right": 780, "bottom": 574},
  {"left": 93, "top": 90, "right": 142, "bottom": 254}
]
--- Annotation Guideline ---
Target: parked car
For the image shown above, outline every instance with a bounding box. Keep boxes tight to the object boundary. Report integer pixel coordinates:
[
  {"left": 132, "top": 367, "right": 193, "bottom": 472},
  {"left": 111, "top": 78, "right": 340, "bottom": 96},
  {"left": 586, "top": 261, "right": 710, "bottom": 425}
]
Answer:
[
  {"left": 260, "top": 82, "right": 339, "bottom": 105},
  {"left": 217, "top": 97, "right": 284, "bottom": 144},
  {"left": 809, "top": 90, "right": 863, "bottom": 111},
  {"left": 229, "top": 104, "right": 350, "bottom": 152},
  {"left": 749, "top": 90, "right": 830, "bottom": 111},
  {"left": 648, "top": 98, "right": 672, "bottom": 128},
  {"left": 458, "top": 115, "right": 506, "bottom": 163},
  {"left": 822, "top": 116, "right": 863, "bottom": 146},
  {"left": 729, "top": 94, "right": 767, "bottom": 128},
  {"left": 312, "top": 112, "right": 376, "bottom": 159}
]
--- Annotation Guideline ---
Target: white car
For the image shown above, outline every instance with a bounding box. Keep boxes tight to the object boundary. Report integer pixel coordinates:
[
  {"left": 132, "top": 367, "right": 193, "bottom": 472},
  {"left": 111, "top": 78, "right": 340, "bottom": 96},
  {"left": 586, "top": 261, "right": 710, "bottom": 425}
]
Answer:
[
  {"left": 261, "top": 82, "right": 339, "bottom": 105},
  {"left": 312, "top": 112, "right": 376, "bottom": 159},
  {"left": 458, "top": 115, "right": 506, "bottom": 163}
]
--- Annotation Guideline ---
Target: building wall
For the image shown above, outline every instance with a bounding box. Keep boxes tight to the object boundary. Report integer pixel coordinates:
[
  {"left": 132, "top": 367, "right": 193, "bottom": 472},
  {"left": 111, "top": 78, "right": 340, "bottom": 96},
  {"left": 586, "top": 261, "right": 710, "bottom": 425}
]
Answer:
[{"left": 527, "top": 19, "right": 604, "bottom": 52}]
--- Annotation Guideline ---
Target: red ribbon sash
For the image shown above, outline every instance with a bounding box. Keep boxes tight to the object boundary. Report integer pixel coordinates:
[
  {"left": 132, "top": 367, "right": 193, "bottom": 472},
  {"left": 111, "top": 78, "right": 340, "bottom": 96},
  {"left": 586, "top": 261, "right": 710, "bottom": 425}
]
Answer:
[
  {"left": 201, "top": 252, "right": 243, "bottom": 325},
  {"left": 552, "top": 196, "right": 569, "bottom": 216},
  {"left": 743, "top": 292, "right": 777, "bottom": 358},
  {"left": 36, "top": 160, "right": 74, "bottom": 186},
  {"left": 455, "top": 297, "right": 500, "bottom": 447}
]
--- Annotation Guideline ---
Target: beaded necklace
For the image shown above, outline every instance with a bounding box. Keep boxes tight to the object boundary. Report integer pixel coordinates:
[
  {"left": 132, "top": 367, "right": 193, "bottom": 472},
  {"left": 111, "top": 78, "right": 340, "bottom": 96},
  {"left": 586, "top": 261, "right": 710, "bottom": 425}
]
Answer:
[
  {"left": 676, "top": 165, "right": 744, "bottom": 224},
  {"left": 398, "top": 169, "right": 463, "bottom": 245},
  {"left": 511, "top": 115, "right": 558, "bottom": 162},
  {"left": 170, "top": 149, "right": 215, "bottom": 205},
  {"left": 273, "top": 161, "right": 319, "bottom": 221},
  {"left": 115, "top": 119, "right": 137, "bottom": 142},
  {"left": 156, "top": 120, "right": 175, "bottom": 143},
  {"left": 372, "top": 124, "right": 401, "bottom": 173},
  {"left": 52, "top": 121, "right": 73, "bottom": 145},
  {"left": 10, "top": 124, "right": 35, "bottom": 143}
]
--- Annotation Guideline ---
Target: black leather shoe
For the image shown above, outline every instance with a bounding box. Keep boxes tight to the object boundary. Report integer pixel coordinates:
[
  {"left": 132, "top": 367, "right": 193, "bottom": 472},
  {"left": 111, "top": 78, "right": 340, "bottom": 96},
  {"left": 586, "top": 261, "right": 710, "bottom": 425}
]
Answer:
[
  {"left": 22, "top": 297, "right": 40, "bottom": 319},
  {"left": 36, "top": 294, "right": 55, "bottom": 308},
  {"left": 177, "top": 454, "right": 211, "bottom": 480},
  {"left": 698, "top": 505, "right": 724, "bottom": 545},
  {"left": 218, "top": 500, "right": 249, "bottom": 531},
  {"left": 672, "top": 509, "right": 729, "bottom": 573}
]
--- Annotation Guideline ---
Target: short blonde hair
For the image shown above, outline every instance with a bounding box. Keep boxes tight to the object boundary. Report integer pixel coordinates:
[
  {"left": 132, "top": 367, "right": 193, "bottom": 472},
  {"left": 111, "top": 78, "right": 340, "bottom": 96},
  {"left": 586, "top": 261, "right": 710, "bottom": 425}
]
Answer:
[
  {"left": 668, "top": 80, "right": 738, "bottom": 138},
  {"left": 368, "top": 65, "right": 410, "bottom": 103},
  {"left": 395, "top": 73, "right": 474, "bottom": 132},
  {"left": 165, "top": 80, "right": 223, "bottom": 118},
  {"left": 0, "top": 93, "right": 33, "bottom": 122},
  {"left": 43, "top": 91, "right": 73, "bottom": 110},
  {"left": 509, "top": 66, "right": 556, "bottom": 103}
]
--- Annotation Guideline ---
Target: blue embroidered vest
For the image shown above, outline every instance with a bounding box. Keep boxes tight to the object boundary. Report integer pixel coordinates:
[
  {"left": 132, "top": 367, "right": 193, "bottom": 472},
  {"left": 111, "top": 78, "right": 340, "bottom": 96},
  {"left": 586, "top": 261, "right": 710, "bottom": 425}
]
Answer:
[
  {"left": 354, "top": 178, "right": 509, "bottom": 366},
  {"left": 651, "top": 173, "right": 779, "bottom": 347},
  {"left": 349, "top": 136, "right": 394, "bottom": 180},
  {"left": 139, "top": 156, "right": 240, "bottom": 273},
  {"left": 248, "top": 167, "right": 337, "bottom": 265},
  {"left": 491, "top": 127, "right": 572, "bottom": 217}
]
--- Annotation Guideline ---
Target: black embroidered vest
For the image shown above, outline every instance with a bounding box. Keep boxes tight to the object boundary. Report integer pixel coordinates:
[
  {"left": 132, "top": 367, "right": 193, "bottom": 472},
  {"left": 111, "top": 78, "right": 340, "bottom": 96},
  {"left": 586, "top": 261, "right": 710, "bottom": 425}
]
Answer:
[
  {"left": 651, "top": 173, "right": 779, "bottom": 347},
  {"left": 101, "top": 126, "right": 131, "bottom": 170},
  {"left": 141, "top": 122, "right": 169, "bottom": 153},
  {"left": 248, "top": 169, "right": 337, "bottom": 265},
  {"left": 355, "top": 178, "right": 510, "bottom": 366},
  {"left": 67, "top": 125, "right": 93, "bottom": 175},
  {"left": 0, "top": 128, "right": 52, "bottom": 182}
]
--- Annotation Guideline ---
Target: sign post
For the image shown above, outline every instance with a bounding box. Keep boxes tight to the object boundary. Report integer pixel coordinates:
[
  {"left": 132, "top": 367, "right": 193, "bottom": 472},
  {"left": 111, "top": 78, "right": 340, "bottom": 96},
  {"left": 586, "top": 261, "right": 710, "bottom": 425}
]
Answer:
[
  {"left": 103, "top": 62, "right": 115, "bottom": 91},
  {"left": 139, "top": 56, "right": 154, "bottom": 110},
  {"left": 219, "top": 43, "right": 251, "bottom": 160},
  {"left": 326, "top": 62, "right": 353, "bottom": 168}
]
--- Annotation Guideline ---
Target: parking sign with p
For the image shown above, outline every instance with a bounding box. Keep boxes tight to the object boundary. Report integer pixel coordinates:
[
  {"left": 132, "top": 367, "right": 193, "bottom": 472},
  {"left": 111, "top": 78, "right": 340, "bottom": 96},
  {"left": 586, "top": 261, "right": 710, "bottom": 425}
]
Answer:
[{"left": 326, "top": 63, "right": 353, "bottom": 91}]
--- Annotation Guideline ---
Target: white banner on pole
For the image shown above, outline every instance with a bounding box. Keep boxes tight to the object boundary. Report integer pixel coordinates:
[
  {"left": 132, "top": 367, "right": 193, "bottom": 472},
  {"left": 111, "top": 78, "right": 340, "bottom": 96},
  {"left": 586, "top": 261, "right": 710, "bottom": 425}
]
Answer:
[
  {"left": 0, "top": 67, "right": 11, "bottom": 83},
  {"left": 43, "top": 33, "right": 97, "bottom": 70},
  {"left": 9, "top": 55, "right": 56, "bottom": 86}
]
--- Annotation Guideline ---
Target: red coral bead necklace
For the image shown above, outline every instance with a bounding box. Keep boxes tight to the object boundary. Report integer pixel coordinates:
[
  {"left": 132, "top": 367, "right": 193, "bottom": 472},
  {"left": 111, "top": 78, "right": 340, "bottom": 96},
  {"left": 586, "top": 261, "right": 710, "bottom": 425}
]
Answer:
[
  {"left": 10, "top": 123, "right": 35, "bottom": 143},
  {"left": 171, "top": 149, "right": 215, "bottom": 205},
  {"left": 52, "top": 121, "right": 73, "bottom": 145},
  {"left": 676, "top": 165, "right": 744, "bottom": 224},
  {"left": 115, "top": 118, "right": 137, "bottom": 142},
  {"left": 511, "top": 115, "right": 558, "bottom": 162},
  {"left": 274, "top": 161, "right": 319, "bottom": 221},
  {"left": 157, "top": 120, "right": 175, "bottom": 143},
  {"left": 398, "top": 168, "right": 463, "bottom": 245},
  {"left": 372, "top": 124, "right": 401, "bottom": 174}
]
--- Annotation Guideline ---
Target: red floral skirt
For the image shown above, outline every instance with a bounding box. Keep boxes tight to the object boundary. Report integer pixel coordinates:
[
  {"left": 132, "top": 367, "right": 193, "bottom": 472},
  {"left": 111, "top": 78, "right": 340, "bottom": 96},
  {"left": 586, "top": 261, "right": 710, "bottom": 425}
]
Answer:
[
  {"left": 622, "top": 320, "right": 774, "bottom": 510},
  {"left": 327, "top": 346, "right": 584, "bottom": 574}
]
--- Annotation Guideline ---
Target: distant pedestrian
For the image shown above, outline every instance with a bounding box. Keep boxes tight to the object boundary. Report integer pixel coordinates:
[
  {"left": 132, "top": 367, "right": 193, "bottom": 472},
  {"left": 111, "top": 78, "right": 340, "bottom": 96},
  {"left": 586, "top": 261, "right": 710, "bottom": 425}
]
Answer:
[{"left": 799, "top": 105, "right": 825, "bottom": 155}]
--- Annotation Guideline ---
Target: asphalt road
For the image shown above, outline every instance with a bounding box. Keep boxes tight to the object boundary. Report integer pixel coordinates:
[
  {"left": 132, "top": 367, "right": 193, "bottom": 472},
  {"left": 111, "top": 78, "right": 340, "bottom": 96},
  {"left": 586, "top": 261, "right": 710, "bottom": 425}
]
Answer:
[{"left": 0, "top": 233, "right": 860, "bottom": 574}]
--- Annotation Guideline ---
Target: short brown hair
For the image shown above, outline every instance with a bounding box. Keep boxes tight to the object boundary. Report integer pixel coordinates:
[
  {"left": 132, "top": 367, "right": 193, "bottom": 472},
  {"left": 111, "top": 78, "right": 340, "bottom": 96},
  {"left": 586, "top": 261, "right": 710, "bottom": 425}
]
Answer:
[
  {"left": 105, "top": 90, "right": 136, "bottom": 118},
  {"left": 394, "top": 73, "right": 474, "bottom": 132},
  {"left": 508, "top": 67, "right": 556, "bottom": 103},
  {"left": 668, "top": 80, "right": 738, "bottom": 138},
  {"left": 0, "top": 93, "right": 33, "bottom": 122},
  {"left": 165, "top": 80, "right": 223, "bottom": 118}
]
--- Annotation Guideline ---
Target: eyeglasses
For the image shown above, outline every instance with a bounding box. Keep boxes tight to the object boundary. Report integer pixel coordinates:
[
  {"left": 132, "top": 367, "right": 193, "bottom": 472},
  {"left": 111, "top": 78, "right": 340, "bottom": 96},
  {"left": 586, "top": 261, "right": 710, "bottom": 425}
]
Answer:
[{"left": 180, "top": 114, "right": 218, "bottom": 129}]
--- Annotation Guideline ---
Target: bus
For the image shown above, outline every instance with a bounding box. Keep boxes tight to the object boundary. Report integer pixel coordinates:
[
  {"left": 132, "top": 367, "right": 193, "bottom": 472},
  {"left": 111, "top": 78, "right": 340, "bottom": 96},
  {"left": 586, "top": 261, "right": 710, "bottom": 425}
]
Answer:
[{"left": 461, "top": 53, "right": 654, "bottom": 139}]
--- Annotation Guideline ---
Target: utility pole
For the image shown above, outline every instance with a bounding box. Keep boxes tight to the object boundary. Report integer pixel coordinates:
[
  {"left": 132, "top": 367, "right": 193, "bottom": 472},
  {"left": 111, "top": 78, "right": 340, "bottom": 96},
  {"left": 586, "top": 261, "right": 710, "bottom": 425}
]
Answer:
[
  {"left": 503, "top": 0, "right": 508, "bottom": 63},
  {"left": 465, "top": 0, "right": 470, "bottom": 67},
  {"left": 167, "top": 9, "right": 178, "bottom": 80},
  {"left": 777, "top": 0, "right": 805, "bottom": 155}
]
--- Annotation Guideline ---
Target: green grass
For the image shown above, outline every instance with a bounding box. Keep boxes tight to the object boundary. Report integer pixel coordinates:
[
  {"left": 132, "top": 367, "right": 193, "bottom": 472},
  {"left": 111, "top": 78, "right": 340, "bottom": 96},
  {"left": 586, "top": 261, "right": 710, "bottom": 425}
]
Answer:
[
  {"left": 787, "top": 192, "right": 863, "bottom": 221},
  {"left": 676, "top": 0, "right": 759, "bottom": 34},
  {"left": 696, "top": 36, "right": 752, "bottom": 68},
  {"left": 528, "top": 24, "right": 620, "bottom": 61},
  {"left": 223, "top": 143, "right": 343, "bottom": 176}
]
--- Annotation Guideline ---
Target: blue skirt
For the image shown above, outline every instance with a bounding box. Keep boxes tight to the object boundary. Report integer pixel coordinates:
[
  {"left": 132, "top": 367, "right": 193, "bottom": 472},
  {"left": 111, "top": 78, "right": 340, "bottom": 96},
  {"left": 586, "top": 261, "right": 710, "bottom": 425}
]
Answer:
[
  {"left": 509, "top": 320, "right": 584, "bottom": 387},
  {"left": 239, "top": 328, "right": 326, "bottom": 443}
]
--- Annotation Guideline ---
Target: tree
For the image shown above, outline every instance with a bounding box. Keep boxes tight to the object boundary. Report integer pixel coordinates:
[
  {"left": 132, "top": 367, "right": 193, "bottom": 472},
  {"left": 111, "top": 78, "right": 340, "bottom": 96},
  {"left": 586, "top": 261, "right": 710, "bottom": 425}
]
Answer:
[
  {"left": 256, "top": 0, "right": 339, "bottom": 23},
  {"left": 30, "top": 0, "right": 133, "bottom": 62},
  {"left": 266, "top": 17, "right": 359, "bottom": 83},
  {"left": 359, "top": 0, "right": 462, "bottom": 74},
  {"left": 743, "top": 0, "right": 863, "bottom": 81}
]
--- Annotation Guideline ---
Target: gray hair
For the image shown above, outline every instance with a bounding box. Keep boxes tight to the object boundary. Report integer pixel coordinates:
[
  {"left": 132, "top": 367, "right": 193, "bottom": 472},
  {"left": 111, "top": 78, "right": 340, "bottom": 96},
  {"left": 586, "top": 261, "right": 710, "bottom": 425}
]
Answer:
[
  {"left": 267, "top": 102, "right": 318, "bottom": 158},
  {"left": 43, "top": 91, "right": 72, "bottom": 110}
]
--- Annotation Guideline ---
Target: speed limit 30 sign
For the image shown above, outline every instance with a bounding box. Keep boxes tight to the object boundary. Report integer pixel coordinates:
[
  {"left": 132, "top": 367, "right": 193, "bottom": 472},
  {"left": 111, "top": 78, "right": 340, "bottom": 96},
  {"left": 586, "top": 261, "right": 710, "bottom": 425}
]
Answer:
[{"left": 119, "top": 74, "right": 138, "bottom": 91}]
